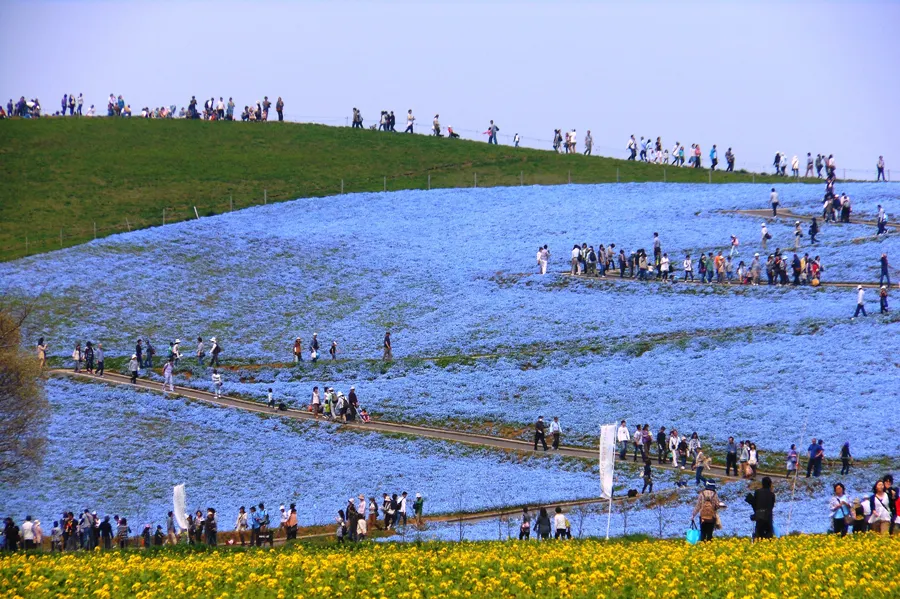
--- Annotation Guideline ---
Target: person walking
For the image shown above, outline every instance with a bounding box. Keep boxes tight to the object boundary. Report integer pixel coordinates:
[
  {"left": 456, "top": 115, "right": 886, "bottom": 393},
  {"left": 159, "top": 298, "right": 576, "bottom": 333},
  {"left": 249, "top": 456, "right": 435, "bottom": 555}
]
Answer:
[
  {"left": 293, "top": 337, "right": 303, "bottom": 363},
  {"left": 583, "top": 130, "right": 592, "bottom": 156},
  {"left": 809, "top": 218, "right": 819, "bottom": 244},
  {"left": 72, "top": 342, "right": 82, "bottom": 372},
  {"left": 404, "top": 109, "right": 415, "bottom": 133},
  {"left": 656, "top": 426, "right": 667, "bottom": 464},
  {"left": 694, "top": 449, "right": 710, "bottom": 486},
  {"left": 709, "top": 144, "right": 718, "bottom": 170},
  {"left": 868, "top": 480, "right": 893, "bottom": 534},
  {"left": 805, "top": 153, "right": 814, "bottom": 178},
  {"left": 383, "top": 331, "right": 393, "bottom": 361},
  {"left": 162, "top": 358, "right": 174, "bottom": 394},
  {"left": 805, "top": 438, "right": 822, "bottom": 477},
  {"left": 642, "top": 459, "right": 654, "bottom": 493},
  {"left": 691, "top": 481, "right": 723, "bottom": 542},
  {"left": 212, "top": 369, "right": 223, "bottom": 398},
  {"left": 751, "top": 477, "right": 776, "bottom": 540},
  {"left": 413, "top": 493, "right": 424, "bottom": 527},
  {"left": 761, "top": 223, "right": 770, "bottom": 251},
  {"left": 535, "top": 508, "right": 551, "bottom": 540},
  {"left": 840, "top": 442, "right": 852, "bottom": 474},
  {"left": 876, "top": 205, "right": 888, "bottom": 236},
  {"left": 329, "top": 340, "right": 338, "bottom": 360},
  {"left": 877, "top": 156, "right": 886, "bottom": 181},
  {"left": 786, "top": 444, "right": 799, "bottom": 477},
  {"left": 853, "top": 286, "right": 867, "bottom": 318},
  {"left": 539, "top": 245, "right": 550, "bottom": 275},
  {"left": 235, "top": 507, "right": 248, "bottom": 546},
  {"left": 879, "top": 253, "right": 891, "bottom": 287},
  {"left": 209, "top": 337, "right": 221, "bottom": 367},
  {"left": 549, "top": 416, "right": 562, "bottom": 450},
  {"left": 770, "top": 188, "right": 779, "bottom": 216},
  {"left": 880, "top": 286, "right": 890, "bottom": 313},
  {"left": 95, "top": 342, "right": 105, "bottom": 376},
  {"left": 128, "top": 354, "right": 139, "bottom": 383},
  {"left": 830, "top": 483, "right": 851, "bottom": 537},
  {"left": 37, "top": 337, "right": 48, "bottom": 370},
  {"left": 196, "top": 337, "right": 205, "bottom": 367},
  {"left": 534, "top": 416, "right": 548, "bottom": 451}
]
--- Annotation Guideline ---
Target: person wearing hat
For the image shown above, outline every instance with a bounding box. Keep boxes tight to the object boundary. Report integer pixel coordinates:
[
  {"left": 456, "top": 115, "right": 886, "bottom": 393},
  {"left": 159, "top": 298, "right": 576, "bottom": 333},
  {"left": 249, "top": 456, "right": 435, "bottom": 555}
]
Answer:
[
  {"left": 692, "top": 480, "right": 723, "bottom": 542},
  {"left": 162, "top": 358, "right": 174, "bottom": 394},
  {"left": 880, "top": 285, "right": 890, "bottom": 313},
  {"left": 853, "top": 286, "right": 867, "bottom": 318},
  {"left": 793, "top": 221, "right": 803, "bottom": 250},
  {"left": 534, "top": 416, "right": 548, "bottom": 451},
  {"left": 128, "top": 354, "right": 139, "bottom": 384},
  {"left": 760, "top": 223, "right": 769, "bottom": 251},
  {"left": 293, "top": 337, "right": 303, "bottom": 363},
  {"left": 329, "top": 340, "right": 338, "bottom": 360},
  {"left": 172, "top": 339, "right": 182, "bottom": 366},
  {"left": 209, "top": 337, "right": 221, "bottom": 367}
]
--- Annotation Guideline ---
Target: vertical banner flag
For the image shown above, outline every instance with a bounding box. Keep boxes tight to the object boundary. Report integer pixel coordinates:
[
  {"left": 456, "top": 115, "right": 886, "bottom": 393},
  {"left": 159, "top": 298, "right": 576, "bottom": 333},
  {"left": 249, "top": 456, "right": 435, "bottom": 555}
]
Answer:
[
  {"left": 173, "top": 484, "right": 188, "bottom": 531},
  {"left": 599, "top": 424, "right": 616, "bottom": 500}
]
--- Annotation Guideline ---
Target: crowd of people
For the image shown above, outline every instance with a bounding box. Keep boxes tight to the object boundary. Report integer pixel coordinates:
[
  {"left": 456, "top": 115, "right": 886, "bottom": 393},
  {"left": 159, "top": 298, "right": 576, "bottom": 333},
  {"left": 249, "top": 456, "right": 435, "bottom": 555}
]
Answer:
[
  {"left": 625, "top": 136, "right": 735, "bottom": 171},
  {"left": 0, "top": 491, "right": 426, "bottom": 551}
]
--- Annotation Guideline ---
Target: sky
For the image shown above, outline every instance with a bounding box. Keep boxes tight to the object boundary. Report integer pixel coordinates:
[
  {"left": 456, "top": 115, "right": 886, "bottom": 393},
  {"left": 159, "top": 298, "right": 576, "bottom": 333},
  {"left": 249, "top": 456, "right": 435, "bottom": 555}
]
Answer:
[{"left": 1, "top": 1, "right": 898, "bottom": 175}]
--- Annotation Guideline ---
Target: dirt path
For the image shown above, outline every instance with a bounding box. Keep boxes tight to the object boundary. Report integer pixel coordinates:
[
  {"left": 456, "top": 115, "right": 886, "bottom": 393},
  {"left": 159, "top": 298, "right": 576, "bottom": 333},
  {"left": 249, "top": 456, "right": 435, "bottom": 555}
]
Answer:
[
  {"left": 732, "top": 208, "right": 898, "bottom": 230},
  {"left": 53, "top": 370, "right": 787, "bottom": 483}
]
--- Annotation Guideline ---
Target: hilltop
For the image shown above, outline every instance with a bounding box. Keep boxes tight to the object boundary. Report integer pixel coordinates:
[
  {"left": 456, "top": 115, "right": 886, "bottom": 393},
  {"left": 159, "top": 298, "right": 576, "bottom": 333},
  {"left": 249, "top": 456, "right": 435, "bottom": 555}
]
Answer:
[{"left": 1, "top": 118, "right": 790, "bottom": 260}]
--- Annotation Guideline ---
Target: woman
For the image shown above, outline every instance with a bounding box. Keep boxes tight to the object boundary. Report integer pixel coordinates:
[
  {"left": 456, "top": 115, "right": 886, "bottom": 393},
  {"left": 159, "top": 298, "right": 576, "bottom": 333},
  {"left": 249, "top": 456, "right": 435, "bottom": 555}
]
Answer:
[
  {"left": 840, "top": 443, "right": 852, "bottom": 475},
  {"left": 691, "top": 482, "right": 722, "bottom": 542},
  {"left": 868, "top": 480, "right": 892, "bottom": 534},
  {"left": 748, "top": 443, "right": 759, "bottom": 479},
  {"left": 694, "top": 449, "right": 710, "bottom": 486},
  {"left": 830, "top": 483, "right": 851, "bottom": 537},
  {"left": 116, "top": 517, "right": 130, "bottom": 549},
  {"left": 234, "top": 507, "right": 248, "bottom": 546},
  {"left": 785, "top": 444, "right": 799, "bottom": 477},
  {"left": 519, "top": 507, "right": 531, "bottom": 540},
  {"left": 335, "top": 510, "right": 346, "bottom": 543},
  {"left": 72, "top": 342, "right": 82, "bottom": 372},
  {"left": 367, "top": 497, "right": 379, "bottom": 531},
  {"left": 37, "top": 338, "right": 48, "bottom": 370},
  {"left": 535, "top": 507, "right": 551, "bottom": 540}
]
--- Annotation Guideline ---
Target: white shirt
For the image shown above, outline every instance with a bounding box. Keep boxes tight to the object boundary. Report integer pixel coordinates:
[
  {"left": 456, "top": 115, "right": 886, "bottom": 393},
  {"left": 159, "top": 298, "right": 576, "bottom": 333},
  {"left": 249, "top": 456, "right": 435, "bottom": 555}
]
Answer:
[
  {"left": 761, "top": 225, "right": 768, "bottom": 237},
  {"left": 549, "top": 420, "right": 561, "bottom": 434},
  {"left": 217, "top": 100, "right": 225, "bottom": 111},
  {"left": 870, "top": 494, "right": 892, "bottom": 523},
  {"left": 616, "top": 425, "right": 630, "bottom": 442},
  {"left": 770, "top": 192, "right": 778, "bottom": 204},
  {"left": 571, "top": 248, "right": 580, "bottom": 260},
  {"left": 212, "top": 373, "right": 222, "bottom": 385},
  {"left": 554, "top": 513, "right": 567, "bottom": 529},
  {"left": 21, "top": 521, "right": 34, "bottom": 540},
  {"left": 684, "top": 258, "right": 692, "bottom": 270},
  {"left": 660, "top": 257, "right": 669, "bottom": 271},
  {"left": 858, "top": 289, "right": 865, "bottom": 304},
  {"left": 407, "top": 114, "right": 414, "bottom": 125}
]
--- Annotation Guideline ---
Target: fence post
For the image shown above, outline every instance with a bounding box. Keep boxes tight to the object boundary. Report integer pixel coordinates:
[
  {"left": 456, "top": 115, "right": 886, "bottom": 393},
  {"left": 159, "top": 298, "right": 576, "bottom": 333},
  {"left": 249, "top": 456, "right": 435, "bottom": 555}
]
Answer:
[
  {"left": 664, "top": 168, "right": 666, "bottom": 183},
  {"left": 93, "top": 221, "right": 97, "bottom": 239},
  {"left": 616, "top": 167, "right": 619, "bottom": 183},
  {"left": 520, "top": 171, "right": 523, "bottom": 186},
  {"left": 264, "top": 189, "right": 267, "bottom": 204},
  {"left": 474, "top": 172, "right": 477, "bottom": 188},
  {"left": 59, "top": 229, "right": 63, "bottom": 247},
  {"left": 194, "top": 206, "right": 200, "bottom": 219},
  {"left": 383, "top": 176, "right": 386, "bottom": 192},
  {"left": 126, "top": 218, "right": 131, "bottom": 231},
  {"left": 341, "top": 179, "right": 344, "bottom": 194},
  {"left": 163, "top": 208, "right": 166, "bottom": 225},
  {"left": 230, "top": 194, "right": 233, "bottom": 212},
  {"left": 26, "top": 236, "right": 29, "bottom": 254},
  {"left": 427, "top": 174, "right": 431, "bottom": 190}
]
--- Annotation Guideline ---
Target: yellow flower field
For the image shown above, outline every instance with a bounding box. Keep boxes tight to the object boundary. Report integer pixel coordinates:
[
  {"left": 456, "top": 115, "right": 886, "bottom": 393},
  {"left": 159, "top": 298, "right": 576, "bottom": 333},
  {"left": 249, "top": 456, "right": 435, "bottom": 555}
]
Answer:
[{"left": 2, "top": 535, "right": 898, "bottom": 599}]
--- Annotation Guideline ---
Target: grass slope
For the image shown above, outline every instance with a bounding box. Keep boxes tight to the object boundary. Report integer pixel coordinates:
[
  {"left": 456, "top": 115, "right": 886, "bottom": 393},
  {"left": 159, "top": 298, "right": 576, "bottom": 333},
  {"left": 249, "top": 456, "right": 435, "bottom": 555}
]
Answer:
[{"left": 1, "top": 118, "right": 788, "bottom": 260}]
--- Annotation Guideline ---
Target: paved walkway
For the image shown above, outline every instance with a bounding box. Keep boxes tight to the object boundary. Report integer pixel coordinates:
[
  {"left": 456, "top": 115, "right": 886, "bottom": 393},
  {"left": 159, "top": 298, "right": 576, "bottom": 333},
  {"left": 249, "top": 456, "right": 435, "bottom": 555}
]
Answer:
[{"left": 53, "top": 370, "right": 786, "bottom": 482}]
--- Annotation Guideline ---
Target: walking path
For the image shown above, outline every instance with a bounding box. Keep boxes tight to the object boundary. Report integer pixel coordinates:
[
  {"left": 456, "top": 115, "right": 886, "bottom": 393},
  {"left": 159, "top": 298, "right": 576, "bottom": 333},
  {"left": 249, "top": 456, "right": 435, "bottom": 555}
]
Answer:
[
  {"left": 53, "top": 370, "right": 787, "bottom": 482},
  {"left": 732, "top": 208, "right": 898, "bottom": 230},
  {"left": 561, "top": 272, "right": 889, "bottom": 289}
]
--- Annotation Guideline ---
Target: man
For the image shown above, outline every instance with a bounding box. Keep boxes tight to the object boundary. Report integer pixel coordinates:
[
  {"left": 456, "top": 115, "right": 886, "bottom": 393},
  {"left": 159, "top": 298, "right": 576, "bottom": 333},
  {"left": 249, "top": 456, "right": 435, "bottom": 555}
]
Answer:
[
  {"left": 405, "top": 109, "right": 415, "bottom": 133},
  {"left": 761, "top": 224, "right": 769, "bottom": 252},
  {"left": 383, "top": 331, "right": 392, "bottom": 361},
  {"left": 750, "top": 477, "right": 776, "bottom": 540},
  {"left": 262, "top": 97, "right": 271, "bottom": 121},
  {"left": 877, "top": 156, "right": 886, "bottom": 181},
  {"left": 656, "top": 427, "right": 667, "bottom": 464},
  {"left": 95, "top": 342, "right": 105, "bottom": 377},
  {"left": 398, "top": 492, "right": 409, "bottom": 526},
  {"left": 652, "top": 232, "right": 661, "bottom": 267},
  {"left": 136, "top": 339, "right": 143, "bottom": 368},
  {"left": 413, "top": 493, "right": 424, "bottom": 527},
  {"left": 487, "top": 120, "right": 499, "bottom": 144},
  {"left": 534, "top": 416, "right": 548, "bottom": 451},
  {"left": 209, "top": 337, "right": 221, "bottom": 366},
  {"left": 879, "top": 253, "right": 891, "bottom": 287},
  {"left": 352, "top": 107, "right": 362, "bottom": 128},
  {"left": 539, "top": 245, "right": 550, "bottom": 275},
  {"left": 725, "top": 147, "right": 735, "bottom": 172},
  {"left": 330, "top": 340, "right": 338, "bottom": 360},
  {"left": 853, "top": 286, "right": 867, "bottom": 317},
  {"left": 725, "top": 437, "right": 738, "bottom": 476},
  {"left": 805, "top": 438, "right": 822, "bottom": 477},
  {"left": 279, "top": 505, "right": 289, "bottom": 538},
  {"left": 815, "top": 154, "right": 824, "bottom": 178},
  {"left": 805, "top": 153, "right": 814, "bottom": 178},
  {"left": 276, "top": 97, "right": 284, "bottom": 121},
  {"left": 216, "top": 97, "right": 225, "bottom": 120},
  {"left": 235, "top": 507, "right": 248, "bottom": 546},
  {"left": 770, "top": 188, "right": 779, "bottom": 216},
  {"left": 549, "top": 416, "right": 562, "bottom": 450},
  {"left": 226, "top": 97, "right": 235, "bottom": 120},
  {"left": 310, "top": 333, "right": 319, "bottom": 359},
  {"left": 639, "top": 136, "right": 648, "bottom": 161},
  {"left": 627, "top": 135, "right": 637, "bottom": 160},
  {"left": 709, "top": 144, "right": 718, "bottom": 170},
  {"left": 166, "top": 511, "right": 177, "bottom": 545},
  {"left": 257, "top": 503, "right": 270, "bottom": 545},
  {"left": 616, "top": 420, "right": 630, "bottom": 459},
  {"left": 583, "top": 130, "right": 592, "bottom": 156}
]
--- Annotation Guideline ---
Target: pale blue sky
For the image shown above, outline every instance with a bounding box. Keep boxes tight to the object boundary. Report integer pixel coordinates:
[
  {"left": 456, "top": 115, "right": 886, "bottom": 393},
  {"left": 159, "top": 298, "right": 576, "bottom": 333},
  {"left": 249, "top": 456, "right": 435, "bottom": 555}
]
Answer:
[{"left": 2, "top": 1, "right": 897, "bottom": 175}]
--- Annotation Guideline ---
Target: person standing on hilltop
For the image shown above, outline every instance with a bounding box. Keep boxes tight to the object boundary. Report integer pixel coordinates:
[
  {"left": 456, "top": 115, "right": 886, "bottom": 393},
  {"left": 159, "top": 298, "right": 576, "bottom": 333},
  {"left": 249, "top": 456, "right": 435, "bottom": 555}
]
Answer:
[
  {"left": 276, "top": 97, "right": 284, "bottom": 121},
  {"left": 627, "top": 135, "right": 637, "bottom": 160},
  {"left": 709, "top": 145, "right": 718, "bottom": 170},
  {"left": 405, "top": 109, "right": 415, "bottom": 133},
  {"left": 262, "top": 97, "right": 271, "bottom": 121},
  {"left": 877, "top": 156, "right": 886, "bottom": 181},
  {"left": 805, "top": 153, "right": 814, "bottom": 177},
  {"left": 488, "top": 120, "right": 499, "bottom": 144},
  {"left": 725, "top": 147, "right": 735, "bottom": 171},
  {"left": 584, "top": 130, "right": 593, "bottom": 156}
]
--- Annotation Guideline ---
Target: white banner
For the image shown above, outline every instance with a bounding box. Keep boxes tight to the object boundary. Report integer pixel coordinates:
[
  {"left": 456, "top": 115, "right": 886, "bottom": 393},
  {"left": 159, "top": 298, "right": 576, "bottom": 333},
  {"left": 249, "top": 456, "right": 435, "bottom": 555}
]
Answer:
[
  {"left": 598, "top": 424, "right": 616, "bottom": 500},
  {"left": 173, "top": 484, "right": 188, "bottom": 531}
]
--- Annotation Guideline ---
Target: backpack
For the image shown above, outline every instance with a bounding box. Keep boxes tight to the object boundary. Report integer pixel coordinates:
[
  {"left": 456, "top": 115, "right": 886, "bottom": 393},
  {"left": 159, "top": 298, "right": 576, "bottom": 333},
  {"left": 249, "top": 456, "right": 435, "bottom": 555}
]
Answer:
[
  {"left": 262, "top": 511, "right": 270, "bottom": 527},
  {"left": 700, "top": 491, "right": 716, "bottom": 521},
  {"left": 212, "top": 343, "right": 222, "bottom": 355}
]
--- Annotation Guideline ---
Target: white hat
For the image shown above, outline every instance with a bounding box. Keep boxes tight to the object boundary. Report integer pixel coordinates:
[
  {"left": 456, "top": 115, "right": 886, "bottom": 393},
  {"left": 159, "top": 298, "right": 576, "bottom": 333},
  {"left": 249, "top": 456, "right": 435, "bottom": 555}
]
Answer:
[
  {"left": 795, "top": 221, "right": 800, "bottom": 225},
  {"left": 416, "top": 493, "right": 422, "bottom": 498},
  {"left": 754, "top": 253, "right": 759, "bottom": 257},
  {"left": 210, "top": 337, "right": 217, "bottom": 342},
  {"left": 132, "top": 354, "right": 137, "bottom": 359},
  {"left": 280, "top": 505, "right": 285, "bottom": 510},
  {"left": 175, "top": 339, "right": 181, "bottom": 344},
  {"left": 761, "top": 223, "right": 766, "bottom": 227},
  {"left": 858, "top": 285, "right": 863, "bottom": 290},
  {"left": 350, "top": 386, "right": 355, "bottom": 390}
]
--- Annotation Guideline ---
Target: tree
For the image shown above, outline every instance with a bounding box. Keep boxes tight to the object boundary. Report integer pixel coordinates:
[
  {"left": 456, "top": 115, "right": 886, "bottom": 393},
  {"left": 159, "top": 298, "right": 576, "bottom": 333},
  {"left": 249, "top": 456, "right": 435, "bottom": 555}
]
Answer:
[{"left": 0, "top": 305, "right": 48, "bottom": 483}]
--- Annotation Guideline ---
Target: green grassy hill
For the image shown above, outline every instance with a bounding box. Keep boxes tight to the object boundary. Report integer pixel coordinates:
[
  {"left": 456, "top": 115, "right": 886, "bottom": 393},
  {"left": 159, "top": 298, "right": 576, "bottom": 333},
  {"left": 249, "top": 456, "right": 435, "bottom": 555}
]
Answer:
[{"left": 0, "top": 118, "right": 787, "bottom": 260}]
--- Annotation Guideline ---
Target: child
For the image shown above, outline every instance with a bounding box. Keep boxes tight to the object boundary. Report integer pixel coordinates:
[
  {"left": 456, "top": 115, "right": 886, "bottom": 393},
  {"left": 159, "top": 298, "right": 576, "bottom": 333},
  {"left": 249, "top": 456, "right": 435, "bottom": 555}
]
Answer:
[
  {"left": 129, "top": 354, "right": 139, "bottom": 384},
  {"left": 360, "top": 408, "right": 371, "bottom": 423},
  {"left": 881, "top": 286, "right": 890, "bottom": 313},
  {"left": 267, "top": 388, "right": 275, "bottom": 409},
  {"left": 212, "top": 369, "right": 223, "bottom": 398},
  {"left": 51, "top": 521, "right": 62, "bottom": 552},
  {"left": 324, "top": 396, "right": 332, "bottom": 419}
]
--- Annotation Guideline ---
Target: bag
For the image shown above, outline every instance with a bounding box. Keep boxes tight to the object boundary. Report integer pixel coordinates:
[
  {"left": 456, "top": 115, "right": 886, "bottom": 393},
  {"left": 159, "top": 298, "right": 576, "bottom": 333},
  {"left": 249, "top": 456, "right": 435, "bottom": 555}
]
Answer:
[
  {"left": 685, "top": 522, "right": 700, "bottom": 545},
  {"left": 699, "top": 493, "right": 716, "bottom": 521},
  {"left": 715, "top": 513, "right": 723, "bottom": 530},
  {"left": 765, "top": 233, "right": 772, "bottom": 239}
]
